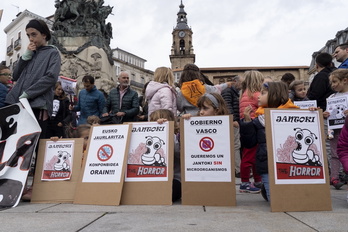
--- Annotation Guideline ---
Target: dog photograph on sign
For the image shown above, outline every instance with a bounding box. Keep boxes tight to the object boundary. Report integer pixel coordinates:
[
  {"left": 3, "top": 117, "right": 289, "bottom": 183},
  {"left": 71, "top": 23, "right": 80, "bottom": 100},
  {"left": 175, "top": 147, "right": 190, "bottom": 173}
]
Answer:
[{"left": 265, "top": 109, "right": 331, "bottom": 212}]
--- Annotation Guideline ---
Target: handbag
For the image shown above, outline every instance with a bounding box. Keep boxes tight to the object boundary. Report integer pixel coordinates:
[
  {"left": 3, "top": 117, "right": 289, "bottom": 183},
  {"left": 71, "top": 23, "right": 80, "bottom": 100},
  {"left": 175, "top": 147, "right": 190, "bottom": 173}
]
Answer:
[{"left": 100, "top": 115, "right": 123, "bottom": 125}]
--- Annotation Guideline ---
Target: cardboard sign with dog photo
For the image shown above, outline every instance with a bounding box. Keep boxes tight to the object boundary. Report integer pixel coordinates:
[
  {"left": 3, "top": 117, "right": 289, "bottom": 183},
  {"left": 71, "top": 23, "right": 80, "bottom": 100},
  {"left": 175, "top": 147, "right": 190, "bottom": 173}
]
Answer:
[
  {"left": 32, "top": 138, "right": 84, "bottom": 203},
  {"left": 265, "top": 109, "right": 331, "bottom": 212},
  {"left": 121, "top": 121, "right": 174, "bottom": 205},
  {"left": 326, "top": 95, "right": 348, "bottom": 130}
]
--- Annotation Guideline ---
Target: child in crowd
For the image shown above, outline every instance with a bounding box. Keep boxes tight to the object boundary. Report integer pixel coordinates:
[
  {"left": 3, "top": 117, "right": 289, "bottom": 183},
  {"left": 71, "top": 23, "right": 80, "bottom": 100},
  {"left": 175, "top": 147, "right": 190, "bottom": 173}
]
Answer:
[
  {"left": 149, "top": 109, "right": 181, "bottom": 202},
  {"left": 46, "top": 82, "right": 70, "bottom": 138},
  {"left": 289, "top": 80, "right": 309, "bottom": 102},
  {"left": 239, "top": 70, "right": 264, "bottom": 193},
  {"left": 281, "top": 73, "right": 295, "bottom": 87},
  {"left": 65, "top": 123, "right": 91, "bottom": 159},
  {"left": 0, "top": 64, "right": 11, "bottom": 108},
  {"left": 337, "top": 116, "right": 348, "bottom": 204},
  {"left": 323, "top": 69, "right": 348, "bottom": 189},
  {"left": 87, "top": 115, "right": 101, "bottom": 125},
  {"left": 177, "top": 64, "right": 232, "bottom": 116},
  {"left": 146, "top": 67, "right": 177, "bottom": 118},
  {"left": 240, "top": 81, "right": 298, "bottom": 201},
  {"left": 182, "top": 92, "right": 229, "bottom": 119}
]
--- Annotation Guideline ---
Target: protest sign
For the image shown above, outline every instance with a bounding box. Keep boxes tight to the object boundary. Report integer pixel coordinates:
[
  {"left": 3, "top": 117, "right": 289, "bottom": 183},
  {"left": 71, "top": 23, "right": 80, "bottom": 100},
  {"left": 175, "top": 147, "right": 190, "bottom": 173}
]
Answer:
[
  {"left": 0, "top": 99, "right": 41, "bottom": 207},
  {"left": 31, "top": 139, "right": 84, "bottom": 203},
  {"left": 121, "top": 121, "right": 174, "bottom": 205},
  {"left": 181, "top": 115, "right": 235, "bottom": 206},
  {"left": 74, "top": 124, "right": 131, "bottom": 205},
  {"left": 265, "top": 109, "right": 331, "bottom": 212},
  {"left": 326, "top": 95, "right": 348, "bottom": 130},
  {"left": 293, "top": 100, "right": 317, "bottom": 109},
  {"left": 58, "top": 76, "right": 77, "bottom": 95}
]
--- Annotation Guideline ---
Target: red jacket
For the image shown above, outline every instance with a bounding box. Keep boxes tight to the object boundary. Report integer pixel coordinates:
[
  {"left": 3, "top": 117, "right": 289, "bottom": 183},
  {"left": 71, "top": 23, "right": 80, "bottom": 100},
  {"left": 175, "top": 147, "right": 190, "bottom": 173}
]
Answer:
[{"left": 239, "top": 91, "right": 260, "bottom": 120}]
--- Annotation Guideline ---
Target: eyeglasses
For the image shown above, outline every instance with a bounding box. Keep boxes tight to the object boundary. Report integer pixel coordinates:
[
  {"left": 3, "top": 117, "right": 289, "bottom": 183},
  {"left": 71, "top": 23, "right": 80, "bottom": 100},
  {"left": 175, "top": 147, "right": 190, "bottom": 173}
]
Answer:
[{"left": 0, "top": 73, "right": 12, "bottom": 77}]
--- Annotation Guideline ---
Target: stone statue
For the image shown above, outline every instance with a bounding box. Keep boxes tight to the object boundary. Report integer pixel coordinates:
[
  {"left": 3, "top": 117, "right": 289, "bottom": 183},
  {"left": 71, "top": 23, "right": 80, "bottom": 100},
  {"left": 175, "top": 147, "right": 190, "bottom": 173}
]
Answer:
[
  {"left": 52, "top": 0, "right": 116, "bottom": 93},
  {"left": 52, "top": 0, "right": 114, "bottom": 65}
]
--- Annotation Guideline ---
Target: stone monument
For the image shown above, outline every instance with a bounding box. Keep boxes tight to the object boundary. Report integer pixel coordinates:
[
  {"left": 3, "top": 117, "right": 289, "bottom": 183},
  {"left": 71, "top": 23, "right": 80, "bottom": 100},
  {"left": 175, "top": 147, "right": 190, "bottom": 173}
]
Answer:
[{"left": 51, "top": 0, "right": 115, "bottom": 93}]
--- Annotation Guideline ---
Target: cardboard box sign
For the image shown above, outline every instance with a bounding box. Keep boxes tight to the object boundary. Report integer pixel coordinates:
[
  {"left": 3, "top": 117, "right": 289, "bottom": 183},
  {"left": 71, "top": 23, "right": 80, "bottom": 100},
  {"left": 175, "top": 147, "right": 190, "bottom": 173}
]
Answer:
[
  {"left": 31, "top": 139, "right": 84, "bottom": 203},
  {"left": 121, "top": 121, "right": 174, "bottom": 205},
  {"left": 181, "top": 115, "right": 236, "bottom": 206},
  {"left": 74, "top": 124, "right": 132, "bottom": 206},
  {"left": 265, "top": 109, "right": 331, "bottom": 212}
]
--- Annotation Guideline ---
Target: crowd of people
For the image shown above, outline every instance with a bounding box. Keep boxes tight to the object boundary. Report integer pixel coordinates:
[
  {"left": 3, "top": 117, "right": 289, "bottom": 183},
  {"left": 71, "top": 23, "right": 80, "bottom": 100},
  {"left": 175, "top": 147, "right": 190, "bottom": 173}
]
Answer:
[{"left": 1, "top": 19, "right": 348, "bottom": 204}]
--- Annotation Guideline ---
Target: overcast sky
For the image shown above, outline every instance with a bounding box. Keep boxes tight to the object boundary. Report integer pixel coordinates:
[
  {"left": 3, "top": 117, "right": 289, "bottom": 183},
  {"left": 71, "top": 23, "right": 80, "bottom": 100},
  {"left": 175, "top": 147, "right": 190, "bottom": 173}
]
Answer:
[{"left": 1, "top": 0, "right": 348, "bottom": 71}]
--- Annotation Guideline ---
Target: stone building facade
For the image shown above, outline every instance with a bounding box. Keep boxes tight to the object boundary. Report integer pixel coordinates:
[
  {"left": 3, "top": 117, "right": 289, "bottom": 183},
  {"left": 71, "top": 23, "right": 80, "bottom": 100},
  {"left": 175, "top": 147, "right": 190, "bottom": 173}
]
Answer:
[{"left": 113, "top": 48, "right": 154, "bottom": 94}]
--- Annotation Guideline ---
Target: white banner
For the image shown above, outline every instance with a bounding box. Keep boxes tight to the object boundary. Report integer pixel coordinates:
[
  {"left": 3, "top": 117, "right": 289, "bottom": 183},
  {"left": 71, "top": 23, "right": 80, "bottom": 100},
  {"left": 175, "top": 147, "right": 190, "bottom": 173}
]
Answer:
[{"left": 0, "top": 99, "right": 41, "bottom": 207}]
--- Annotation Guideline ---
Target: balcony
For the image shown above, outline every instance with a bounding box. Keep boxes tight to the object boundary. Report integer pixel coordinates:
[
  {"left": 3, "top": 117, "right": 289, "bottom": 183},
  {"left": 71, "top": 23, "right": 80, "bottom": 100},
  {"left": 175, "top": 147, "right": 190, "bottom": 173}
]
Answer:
[
  {"left": 14, "top": 38, "right": 21, "bottom": 50},
  {"left": 7, "top": 45, "right": 13, "bottom": 56}
]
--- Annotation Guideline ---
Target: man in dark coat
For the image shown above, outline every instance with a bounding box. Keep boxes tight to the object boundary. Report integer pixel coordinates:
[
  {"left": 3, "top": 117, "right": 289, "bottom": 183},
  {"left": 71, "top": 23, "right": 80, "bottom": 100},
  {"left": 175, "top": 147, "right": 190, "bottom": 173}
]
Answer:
[
  {"left": 221, "top": 75, "right": 242, "bottom": 177},
  {"left": 103, "top": 71, "right": 139, "bottom": 123},
  {"left": 307, "top": 52, "right": 335, "bottom": 111}
]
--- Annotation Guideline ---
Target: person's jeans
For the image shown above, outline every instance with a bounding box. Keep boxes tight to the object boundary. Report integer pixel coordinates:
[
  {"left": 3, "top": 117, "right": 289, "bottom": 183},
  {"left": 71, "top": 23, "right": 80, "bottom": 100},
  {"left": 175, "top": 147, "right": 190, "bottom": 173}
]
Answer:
[{"left": 261, "top": 173, "right": 270, "bottom": 202}]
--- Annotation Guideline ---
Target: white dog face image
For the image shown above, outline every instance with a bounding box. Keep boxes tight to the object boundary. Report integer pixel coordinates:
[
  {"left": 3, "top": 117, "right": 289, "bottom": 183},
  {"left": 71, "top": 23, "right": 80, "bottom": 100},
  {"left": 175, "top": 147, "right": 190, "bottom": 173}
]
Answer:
[
  {"left": 54, "top": 151, "right": 71, "bottom": 171},
  {"left": 292, "top": 128, "right": 321, "bottom": 166},
  {"left": 141, "top": 136, "right": 166, "bottom": 166},
  {"left": 333, "top": 104, "right": 346, "bottom": 119}
]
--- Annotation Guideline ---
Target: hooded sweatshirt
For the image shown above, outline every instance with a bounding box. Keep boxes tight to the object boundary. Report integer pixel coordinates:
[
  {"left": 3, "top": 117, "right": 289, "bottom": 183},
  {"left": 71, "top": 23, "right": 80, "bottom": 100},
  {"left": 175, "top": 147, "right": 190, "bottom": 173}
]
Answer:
[
  {"left": 145, "top": 81, "right": 177, "bottom": 118},
  {"left": 6, "top": 45, "right": 61, "bottom": 116}
]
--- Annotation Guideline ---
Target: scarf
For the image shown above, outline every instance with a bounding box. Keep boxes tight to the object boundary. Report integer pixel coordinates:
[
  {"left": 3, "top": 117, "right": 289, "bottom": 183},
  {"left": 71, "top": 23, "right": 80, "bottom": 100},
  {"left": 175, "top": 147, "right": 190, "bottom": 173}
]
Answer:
[
  {"left": 255, "top": 99, "right": 299, "bottom": 117},
  {"left": 180, "top": 79, "right": 206, "bottom": 107}
]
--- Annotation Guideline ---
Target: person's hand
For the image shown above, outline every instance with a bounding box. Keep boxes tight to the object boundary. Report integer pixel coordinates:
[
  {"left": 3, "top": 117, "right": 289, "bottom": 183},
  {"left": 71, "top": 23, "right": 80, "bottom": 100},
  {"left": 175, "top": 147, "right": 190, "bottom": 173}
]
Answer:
[
  {"left": 323, "top": 111, "right": 330, "bottom": 119},
  {"left": 226, "top": 81, "right": 233, "bottom": 88},
  {"left": 308, "top": 106, "right": 319, "bottom": 111},
  {"left": 243, "top": 105, "right": 252, "bottom": 122},
  {"left": 182, "top": 114, "right": 192, "bottom": 120},
  {"left": 344, "top": 110, "right": 348, "bottom": 117},
  {"left": 233, "top": 121, "right": 239, "bottom": 128},
  {"left": 50, "top": 136, "right": 61, "bottom": 142},
  {"left": 102, "top": 113, "right": 109, "bottom": 117},
  {"left": 116, "top": 112, "right": 126, "bottom": 117},
  {"left": 57, "top": 122, "right": 63, "bottom": 127},
  {"left": 27, "top": 42, "right": 36, "bottom": 51},
  {"left": 137, "top": 115, "right": 145, "bottom": 120},
  {"left": 69, "top": 105, "right": 74, "bottom": 111},
  {"left": 157, "top": 118, "right": 168, "bottom": 124}
]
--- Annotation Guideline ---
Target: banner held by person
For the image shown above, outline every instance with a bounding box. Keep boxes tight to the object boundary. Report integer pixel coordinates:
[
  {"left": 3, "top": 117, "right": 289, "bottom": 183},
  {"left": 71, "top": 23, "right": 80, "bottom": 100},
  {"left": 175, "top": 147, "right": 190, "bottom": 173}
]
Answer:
[{"left": 0, "top": 99, "right": 41, "bottom": 207}]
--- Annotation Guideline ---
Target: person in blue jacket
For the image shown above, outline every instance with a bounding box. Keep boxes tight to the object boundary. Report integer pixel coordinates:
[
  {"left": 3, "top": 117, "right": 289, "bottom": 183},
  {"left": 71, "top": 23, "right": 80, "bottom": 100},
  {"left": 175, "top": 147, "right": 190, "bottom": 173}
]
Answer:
[
  {"left": 70, "top": 75, "right": 105, "bottom": 125},
  {"left": 333, "top": 43, "right": 348, "bottom": 69}
]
